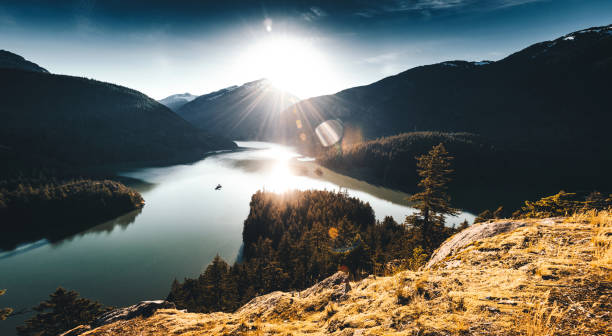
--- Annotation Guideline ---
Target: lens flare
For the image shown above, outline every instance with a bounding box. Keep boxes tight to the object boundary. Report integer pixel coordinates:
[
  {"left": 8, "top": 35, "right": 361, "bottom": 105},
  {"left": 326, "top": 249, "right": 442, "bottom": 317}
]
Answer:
[{"left": 315, "top": 120, "right": 344, "bottom": 147}]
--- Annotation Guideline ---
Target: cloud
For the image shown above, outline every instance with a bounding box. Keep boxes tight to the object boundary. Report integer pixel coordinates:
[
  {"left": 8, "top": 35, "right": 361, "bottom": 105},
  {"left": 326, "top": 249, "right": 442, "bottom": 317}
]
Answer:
[
  {"left": 363, "top": 52, "right": 399, "bottom": 64},
  {"left": 302, "top": 6, "right": 327, "bottom": 22},
  {"left": 0, "top": 5, "right": 15, "bottom": 26},
  {"left": 354, "top": 0, "right": 546, "bottom": 17}
]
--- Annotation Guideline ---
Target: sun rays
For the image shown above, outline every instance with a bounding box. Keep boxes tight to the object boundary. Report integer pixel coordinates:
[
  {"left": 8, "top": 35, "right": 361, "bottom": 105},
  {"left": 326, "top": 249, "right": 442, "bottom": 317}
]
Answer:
[{"left": 233, "top": 34, "right": 334, "bottom": 99}]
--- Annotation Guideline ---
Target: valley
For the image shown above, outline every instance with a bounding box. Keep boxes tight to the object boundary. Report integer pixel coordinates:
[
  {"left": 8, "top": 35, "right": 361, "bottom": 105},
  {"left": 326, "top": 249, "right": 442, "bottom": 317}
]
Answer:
[{"left": 1, "top": 8, "right": 611, "bottom": 335}]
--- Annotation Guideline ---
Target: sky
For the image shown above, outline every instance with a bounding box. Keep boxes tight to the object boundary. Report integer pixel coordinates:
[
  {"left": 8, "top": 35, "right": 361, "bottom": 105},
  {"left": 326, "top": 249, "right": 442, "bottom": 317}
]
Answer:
[{"left": 1, "top": 0, "right": 611, "bottom": 100}]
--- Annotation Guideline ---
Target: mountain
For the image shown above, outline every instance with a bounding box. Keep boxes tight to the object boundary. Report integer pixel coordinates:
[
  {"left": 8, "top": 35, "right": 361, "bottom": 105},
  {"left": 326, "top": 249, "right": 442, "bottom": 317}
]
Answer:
[
  {"left": 278, "top": 24, "right": 612, "bottom": 187},
  {"left": 0, "top": 53, "right": 236, "bottom": 174},
  {"left": 283, "top": 24, "right": 612, "bottom": 147},
  {"left": 0, "top": 50, "right": 49, "bottom": 73},
  {"left": 177, "top": 79, "right": 299, "bottom": 140},
  {"left": 158, "top": 93, "right": 198, "bottom": 112}
]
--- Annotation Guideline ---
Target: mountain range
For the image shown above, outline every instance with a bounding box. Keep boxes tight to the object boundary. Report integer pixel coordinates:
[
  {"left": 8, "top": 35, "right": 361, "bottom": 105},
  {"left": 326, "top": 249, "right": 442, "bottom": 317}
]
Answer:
[
  {"left": 0, "top": 53, "right": 235, "bottom": 176},
  {"left": 176, "top": 79, "right": 298, "bottom": 140},
  {"left": 281, "top": 24, "right": 612, "bottom": 151},
  {"left": 270, "top": 24, "right": 612, "bottom": 188}
]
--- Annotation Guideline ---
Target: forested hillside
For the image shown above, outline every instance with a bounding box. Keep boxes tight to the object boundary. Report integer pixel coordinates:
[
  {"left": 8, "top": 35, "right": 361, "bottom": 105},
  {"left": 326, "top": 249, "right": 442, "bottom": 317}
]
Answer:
[
  {"left": 316, "top": 132, "right": 562, "bottom": 212},
  {"left": 0, "top": 64, "right": 236, "bottom": 176},
  {"left": 0, "top": 50, "right": 48, "bottom": 73}
]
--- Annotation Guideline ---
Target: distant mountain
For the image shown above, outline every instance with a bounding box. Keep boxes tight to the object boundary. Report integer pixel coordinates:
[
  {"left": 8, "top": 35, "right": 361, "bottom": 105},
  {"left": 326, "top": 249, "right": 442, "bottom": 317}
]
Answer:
[
  {"left": 159, "top": 93, "right": 198, "bottom": 111},
  {"left": 177, "top": 79, "right": 299, "bottom": 140},
  {"left": 0, "top": 50, "right": 49, "bottom": 73},
  {"left": 279, "top": 24, "right": 612, "bottom": 185},
  {"left": 0, "top": 54, "right": 236, "bottom": 174}
]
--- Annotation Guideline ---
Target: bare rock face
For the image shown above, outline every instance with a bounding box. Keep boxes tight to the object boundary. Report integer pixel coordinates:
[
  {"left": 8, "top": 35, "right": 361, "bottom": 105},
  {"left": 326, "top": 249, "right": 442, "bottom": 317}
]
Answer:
[
  {"left": 300, "top": 271, "right": 349, "bottom": 299},
  {"left": 92, "top": 300, "right": 176, "bottom": 327},
  {"left": 425, "top": 220, "right": 529, "bottom": 269},
  {"left": 235, "top": 271, "right": 350, "bottom": 321}
]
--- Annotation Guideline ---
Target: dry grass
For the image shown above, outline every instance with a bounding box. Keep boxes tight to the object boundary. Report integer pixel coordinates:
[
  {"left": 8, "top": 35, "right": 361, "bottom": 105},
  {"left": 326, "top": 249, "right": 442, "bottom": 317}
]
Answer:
[
  {"left": 79, "top": 215, "right": 612, "bottom": 336},
  {"left": 568, "top": 210, "right": 612, "bottom": 279}
]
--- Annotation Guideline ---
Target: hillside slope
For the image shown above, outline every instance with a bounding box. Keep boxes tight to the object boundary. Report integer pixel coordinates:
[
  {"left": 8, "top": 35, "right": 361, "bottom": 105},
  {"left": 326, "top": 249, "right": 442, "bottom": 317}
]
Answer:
[
  {"left": 72, "top": 213, "right": 611, "bottom": 335},
  {"left": 0, "top": 64, "right": 236, "bottom": 173},
  {"left": 0, "top": 50, "right": 48, "bottom": 73},
  {"left": 177, "top": 79, "right": 298, "bottom": 140}
]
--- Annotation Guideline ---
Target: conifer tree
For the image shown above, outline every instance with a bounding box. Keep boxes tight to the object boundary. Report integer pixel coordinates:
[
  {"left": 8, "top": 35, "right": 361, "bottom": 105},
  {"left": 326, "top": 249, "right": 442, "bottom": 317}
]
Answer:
[
  {"left": 199, "top": 255, "right": 231, "bottom": 312},
  {"left": 340, "top": 234, "right": 372, "bottom": 279},
  {"left": 406, "top": 143, "right": 458, "bottom": 250},
  {"left": 16, "top": 287, "right": 109, "bottom": 336}
]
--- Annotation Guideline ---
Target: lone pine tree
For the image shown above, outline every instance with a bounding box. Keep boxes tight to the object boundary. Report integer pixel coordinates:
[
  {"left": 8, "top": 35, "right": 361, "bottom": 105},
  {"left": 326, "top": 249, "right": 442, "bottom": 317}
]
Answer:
[{"left": 407, "top": 143, "right": 458, "bottom": 251}]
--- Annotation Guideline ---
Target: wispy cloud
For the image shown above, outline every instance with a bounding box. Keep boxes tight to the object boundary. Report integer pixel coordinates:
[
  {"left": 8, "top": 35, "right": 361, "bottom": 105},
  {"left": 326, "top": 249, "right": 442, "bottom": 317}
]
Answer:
[
  {"left": 0, "top": 5, "right": 15, "bottom": 26},
  {"left": 354, "top": 0, "right": 546, "bottom": 17},
  {"left": 73, "top": 0, "right": 101, "bottom": 35},
  {"left": 302, "top": 6, "right": 327, "bottom": 22},
  {"left": 363, "top": 52, "right": 399, "bottom": 64}
]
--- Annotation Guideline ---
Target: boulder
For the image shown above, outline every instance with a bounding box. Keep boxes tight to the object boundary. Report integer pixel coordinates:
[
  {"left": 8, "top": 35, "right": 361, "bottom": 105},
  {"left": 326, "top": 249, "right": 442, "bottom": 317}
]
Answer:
[
  {"left": 426, "top": 220, "right": 528, "bottom": 269},
  {"left": 300, "top": 271, "right": 349, "bottom": 299}
]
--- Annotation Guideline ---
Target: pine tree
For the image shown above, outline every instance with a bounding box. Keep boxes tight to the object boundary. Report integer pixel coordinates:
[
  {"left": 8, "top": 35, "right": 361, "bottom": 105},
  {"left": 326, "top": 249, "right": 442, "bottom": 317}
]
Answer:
[
  {"left": 406, "top": 143, "right": 458, "bottom": 250},
  {"left": 199, "top": 255, "right": 230, "bottom": 312},
  {"left": 16, "top": 287, "right": 110, "bottom": 336}
]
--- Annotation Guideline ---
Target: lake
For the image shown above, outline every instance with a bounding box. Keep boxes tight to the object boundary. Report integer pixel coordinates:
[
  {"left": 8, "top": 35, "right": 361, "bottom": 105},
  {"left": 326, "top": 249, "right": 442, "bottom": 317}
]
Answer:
[{"left": 0, "top": 141, "right": 474, "bottom": 334}]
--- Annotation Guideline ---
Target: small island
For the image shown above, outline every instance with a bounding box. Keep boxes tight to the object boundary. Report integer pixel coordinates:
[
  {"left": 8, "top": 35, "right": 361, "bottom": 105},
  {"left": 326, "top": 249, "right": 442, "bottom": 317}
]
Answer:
[{"left": 0, "top": 179, "right": 144, "bottom": 251}]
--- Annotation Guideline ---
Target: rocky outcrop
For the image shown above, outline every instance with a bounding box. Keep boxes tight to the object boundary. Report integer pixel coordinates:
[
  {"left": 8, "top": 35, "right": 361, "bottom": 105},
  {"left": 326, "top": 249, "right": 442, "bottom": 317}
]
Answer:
[
  {"left": 92, "top": 300, "right": 176, "bottom": 327},
  {"left": 60, "top": 301, "right": 176, "bottom": 335},
  {"left": 235, "top": 271, "right": 350, "bottom": 321},
  {"left": 425, "top": 219, "right": 529, "bottom": 269}
]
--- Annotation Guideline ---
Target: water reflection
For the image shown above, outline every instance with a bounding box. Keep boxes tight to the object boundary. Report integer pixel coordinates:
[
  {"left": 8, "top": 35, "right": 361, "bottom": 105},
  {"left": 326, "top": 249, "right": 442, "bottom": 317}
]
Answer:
[{"left": 49, "top": 208, "right": 144, "bottom": 248}]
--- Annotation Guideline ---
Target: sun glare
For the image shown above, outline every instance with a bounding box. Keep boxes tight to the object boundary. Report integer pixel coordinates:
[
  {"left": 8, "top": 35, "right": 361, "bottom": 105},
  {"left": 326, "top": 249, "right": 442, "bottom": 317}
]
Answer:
[{"left": 234, "top": 34, "right": 334, "bottom": 98}]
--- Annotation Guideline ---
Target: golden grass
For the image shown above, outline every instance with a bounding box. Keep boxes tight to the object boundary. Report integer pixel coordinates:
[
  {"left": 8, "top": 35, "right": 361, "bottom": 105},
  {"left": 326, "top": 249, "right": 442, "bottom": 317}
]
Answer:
[
  {"left": 520, "top": 294, "right": 564, "bottom": 336},
  {"left": 569, "top": 210, "right": 612, "bottom": 277}
]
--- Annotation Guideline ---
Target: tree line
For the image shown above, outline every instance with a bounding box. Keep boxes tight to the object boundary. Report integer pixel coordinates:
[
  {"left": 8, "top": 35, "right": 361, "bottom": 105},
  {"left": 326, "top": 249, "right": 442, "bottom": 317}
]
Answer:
[
  {"left": 0, "top": 177, "right": 144, "bottom": 250},
  {"left": 315, "top": 131, "right": 609, "bottom": 212}
]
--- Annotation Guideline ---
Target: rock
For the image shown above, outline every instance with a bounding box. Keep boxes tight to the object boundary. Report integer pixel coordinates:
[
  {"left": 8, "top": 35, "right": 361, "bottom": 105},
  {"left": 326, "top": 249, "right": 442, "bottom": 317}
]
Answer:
[
  {"left": 92, "top": 300, "right": 176, "bottom": 327},
  {"left": 426, "top": 220, "right": 529, "bottom": 269},
  {"left": 236, "top": 272, "right": 350, "bottom": 320},
  {"left": 59, "top": 325, "right": 91, "bottom": 336},
  {"left": 301, "top": 271, "right": 349, "bottom": 299}
]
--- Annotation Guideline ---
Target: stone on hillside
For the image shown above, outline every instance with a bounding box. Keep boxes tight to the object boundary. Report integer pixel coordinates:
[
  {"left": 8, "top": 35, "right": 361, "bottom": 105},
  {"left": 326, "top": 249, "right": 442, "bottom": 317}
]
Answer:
[{"left": 426, "top": 220, "right": 529, "bottom": 269}]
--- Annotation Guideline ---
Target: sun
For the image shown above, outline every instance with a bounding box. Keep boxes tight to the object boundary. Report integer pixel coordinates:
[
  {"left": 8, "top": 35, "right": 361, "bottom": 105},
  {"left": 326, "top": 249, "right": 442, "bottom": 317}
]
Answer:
[{"left": 234, "top": 34, "right": 334, "bottom": 99}]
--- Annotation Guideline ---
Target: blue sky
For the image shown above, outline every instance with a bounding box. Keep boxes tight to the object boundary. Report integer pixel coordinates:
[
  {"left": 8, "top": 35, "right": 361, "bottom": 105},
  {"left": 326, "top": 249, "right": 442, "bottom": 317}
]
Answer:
[{"left": 1, "top": 0, "right": 611, "bottom": 99}]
